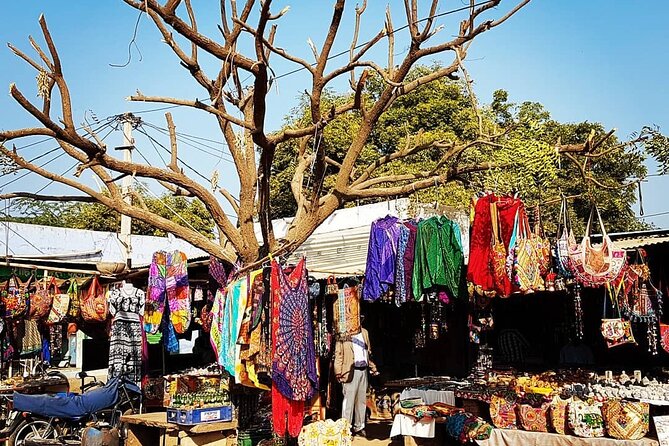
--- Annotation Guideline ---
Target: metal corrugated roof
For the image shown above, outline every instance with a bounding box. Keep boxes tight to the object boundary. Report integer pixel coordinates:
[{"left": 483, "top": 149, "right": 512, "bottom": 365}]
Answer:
[{"left": 614, "top": 235, "right": 669, "bottom": 250}]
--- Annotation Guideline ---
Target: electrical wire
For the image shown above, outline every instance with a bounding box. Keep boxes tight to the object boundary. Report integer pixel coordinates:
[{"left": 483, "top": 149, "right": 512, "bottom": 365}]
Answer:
[
  {"left": 142, "top": 123, "right": 235, "bottom": 163},
  {"left": 135, "top": 127, "right": 168, "bottom": 166},
  {"left": 136, "top": 125, "right": 221, "bottom": 184},
  {"left": 0, "top": 151, "right": 66, "bottom": 190}
]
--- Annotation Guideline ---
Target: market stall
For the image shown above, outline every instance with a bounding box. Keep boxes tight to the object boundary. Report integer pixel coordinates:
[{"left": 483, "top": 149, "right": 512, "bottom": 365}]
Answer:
[{"left": 354, "top": 193, "right": 669, "bottom": 445}]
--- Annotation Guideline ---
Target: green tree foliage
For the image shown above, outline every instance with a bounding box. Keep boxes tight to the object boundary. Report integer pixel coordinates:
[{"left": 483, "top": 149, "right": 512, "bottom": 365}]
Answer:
[
  {"left": 271, "top": 66, "right": 668, "bottom": 234},
  {"left": 5, "top": 189, "right": 215, "bottom": 238}
]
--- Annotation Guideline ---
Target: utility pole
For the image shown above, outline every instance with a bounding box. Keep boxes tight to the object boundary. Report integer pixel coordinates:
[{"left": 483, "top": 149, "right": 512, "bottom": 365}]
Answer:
[{"left": 117, "top": 113, "right": 136, "bottom": 269}]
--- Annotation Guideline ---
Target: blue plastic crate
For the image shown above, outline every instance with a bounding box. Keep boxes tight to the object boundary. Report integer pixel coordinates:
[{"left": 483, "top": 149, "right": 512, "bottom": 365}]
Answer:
[
  {"left": 175, "top": 405, "right": 233, "bottom": 425},
  {"left": 166, "top": 408, "right": 179, "bottom": 423}
]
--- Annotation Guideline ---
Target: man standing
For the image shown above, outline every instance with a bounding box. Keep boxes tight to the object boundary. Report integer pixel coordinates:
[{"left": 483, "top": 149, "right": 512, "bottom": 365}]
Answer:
[{"left": 334, "top": 322, "right": 378, "bottom": 437}]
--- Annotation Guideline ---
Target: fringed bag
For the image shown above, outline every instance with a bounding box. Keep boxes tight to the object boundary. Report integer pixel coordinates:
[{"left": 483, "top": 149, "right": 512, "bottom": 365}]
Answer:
[{"left": 569, "top": 205, "right": 626, "bottom": 287}]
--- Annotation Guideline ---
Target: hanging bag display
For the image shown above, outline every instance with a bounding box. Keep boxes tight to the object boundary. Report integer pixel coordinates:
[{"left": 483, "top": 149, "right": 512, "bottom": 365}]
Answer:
[
  {"left": 555, "top": 196, "right": 576, "bottom": 278},
  {"left": 600, "top": 283, "right": 636, "bottom": 348},
  {"left": 532, "top": 206, "right": 551, "bottom": 277},
  {"left": 602, "top": 399, "right": 649, "bottom": 440},
  {"left": 333, "top": 283, "right": 361, "bottom": 337},
  {"left": 81, "top": 276, "right": 108, "bottom": 323},
  {"left": 67, "top": 278, "right": 81, "bottom": 320},
  {"left": 29, "top": 276, "right": 53, "bottom": 320},
  {"left": 568, "top": 400, "right": 606, "bottom": 438},
  {"left": 660, "top": 323, "right": 669, "bottom": 353},
  {"left": 625, "top": 250, "right": 662, "bottom": 355},
  {"left": 569, "top": 205, "right": 626, "bottom": 287},
  {"left": 514, "top": 210, "right": 544, "bottom": 293},
  {"left": 47, "top": 281, "right": 70, "bottom": 325},
  {"left": 489, "top": 202, "right": 508, "bottom": 296},
  {"left": 2, "top": 274, "right": 32, "bottom": 318}
]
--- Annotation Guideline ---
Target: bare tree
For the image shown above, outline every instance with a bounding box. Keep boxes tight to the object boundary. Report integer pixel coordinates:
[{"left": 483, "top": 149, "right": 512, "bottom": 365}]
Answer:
[{"left": 0, "top": 0, "right": 542, "bottom": 266}]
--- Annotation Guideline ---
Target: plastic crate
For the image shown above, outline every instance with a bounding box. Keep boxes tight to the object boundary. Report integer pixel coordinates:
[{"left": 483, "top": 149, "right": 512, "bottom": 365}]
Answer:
[{"left": 168, "top": 405, "right": 233, "bottom": 425}]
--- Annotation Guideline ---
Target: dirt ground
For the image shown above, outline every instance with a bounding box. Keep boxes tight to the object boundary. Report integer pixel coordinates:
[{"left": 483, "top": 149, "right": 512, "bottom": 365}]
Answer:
[{"left": 351, "top": 421, "right": 401, "bottom": 446}]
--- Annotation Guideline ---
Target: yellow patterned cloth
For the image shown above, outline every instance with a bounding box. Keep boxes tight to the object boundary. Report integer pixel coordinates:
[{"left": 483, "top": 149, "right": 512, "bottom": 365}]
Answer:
[
  {"left": 602, "top": 400, "right": 649, "bottom": 440},
  {"left": 298, "top": 418, "right": 352, "bottom": 446}
]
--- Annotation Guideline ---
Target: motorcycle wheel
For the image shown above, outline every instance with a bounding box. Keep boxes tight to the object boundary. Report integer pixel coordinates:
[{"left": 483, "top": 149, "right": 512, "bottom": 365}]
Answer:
[{"left": 8, "top": 419, "right": 57, "bottom": 446}]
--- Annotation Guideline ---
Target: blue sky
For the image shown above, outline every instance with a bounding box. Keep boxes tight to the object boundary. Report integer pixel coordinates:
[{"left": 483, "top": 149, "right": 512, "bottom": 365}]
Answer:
[{"left": 1, "top": 1, "right": 668, "bottom": 228}]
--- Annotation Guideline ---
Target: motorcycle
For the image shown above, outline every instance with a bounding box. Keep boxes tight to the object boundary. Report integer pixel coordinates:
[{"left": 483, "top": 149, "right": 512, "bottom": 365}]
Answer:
[
  {"left": 9, "top": 372, "right": 141, "bottom": 446},
  {"left": 0, "top": 370, "right": 71, "bottom": 446}
]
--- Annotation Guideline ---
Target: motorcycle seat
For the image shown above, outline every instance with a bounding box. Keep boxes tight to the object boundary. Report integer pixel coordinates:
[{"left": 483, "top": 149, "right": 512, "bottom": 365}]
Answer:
[{"left": 13, "top": 377, "right": 119, "bottom": 420}]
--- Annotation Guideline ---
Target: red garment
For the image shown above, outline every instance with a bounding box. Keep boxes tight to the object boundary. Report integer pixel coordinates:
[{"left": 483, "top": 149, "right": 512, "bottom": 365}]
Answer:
[
  {"left": 467, "top": 194, "right": 525, "bottom": 297},
  {"left": 271, "top": 265, "right": 305, "bottom": 437},
  {"left": 496, "top": 196, "right": 525, "bottom": 297}
]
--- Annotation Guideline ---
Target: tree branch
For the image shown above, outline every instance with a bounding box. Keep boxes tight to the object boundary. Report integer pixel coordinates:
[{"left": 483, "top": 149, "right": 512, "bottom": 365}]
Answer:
[
  {"left": 128, "top": 93, "right": 252, "bottom": 129},
  {"left": 0, "top": 193, "right": 96, "bottom": 202}
]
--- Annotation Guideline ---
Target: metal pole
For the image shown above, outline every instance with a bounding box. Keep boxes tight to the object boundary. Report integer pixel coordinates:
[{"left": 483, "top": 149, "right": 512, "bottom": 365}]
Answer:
[{"left": 120, "top": 113, "right": 135, "bottom": 269}]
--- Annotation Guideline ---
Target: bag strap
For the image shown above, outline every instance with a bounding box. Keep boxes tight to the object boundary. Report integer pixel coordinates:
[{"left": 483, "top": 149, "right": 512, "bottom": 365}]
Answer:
[
  {"left": 533, "top": 206, "right": 545, "bottom": 238},
  {"left": 585, "top": 204, "right": 607, "bottom": 238},
  {"left": 604, "top": 281, "right": 624, "bottom": 318}
]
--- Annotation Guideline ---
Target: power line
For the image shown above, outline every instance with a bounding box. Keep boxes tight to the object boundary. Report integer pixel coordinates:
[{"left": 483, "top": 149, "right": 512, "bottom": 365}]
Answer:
[
  {"left": 141, "top": 122, "right": 234, "bottom": 162},
  {"left": 639, "top": 210, "right": 669, "bottom": 219},
  {"left": 135, "top": 127, "right": 168, "bottom": 165},
  {"left": 0, "top": 151, "right": 66, "bottom": 190},
  {"left": 137, "top": 125, "right": 223, "bottom": 184}
]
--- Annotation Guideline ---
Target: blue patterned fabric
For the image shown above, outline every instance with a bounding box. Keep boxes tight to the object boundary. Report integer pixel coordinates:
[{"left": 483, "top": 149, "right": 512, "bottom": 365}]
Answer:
[{"left": 394, "top": 225, "right": 410, "bottom": 306}]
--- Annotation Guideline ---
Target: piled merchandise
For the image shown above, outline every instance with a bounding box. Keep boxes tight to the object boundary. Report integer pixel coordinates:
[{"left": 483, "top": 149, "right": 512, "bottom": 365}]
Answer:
[
  {"left": 452, "top": 369, "right": 662, "bottom": 440},
  {"left": 165, "top": 368, "right": 232, "bottom": 425}
]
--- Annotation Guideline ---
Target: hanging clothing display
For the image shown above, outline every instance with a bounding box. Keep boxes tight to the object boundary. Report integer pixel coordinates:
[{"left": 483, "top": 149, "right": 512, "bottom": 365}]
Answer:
[
  {"left": 271, "top": 258, "right": 317, "bottom": 437},
  {"left": 237, "top": 269, "right": 270, "bottom": 390},
  {"left": 219, "top": 278, "right": 247, "bottom": 376},
  {"left": 209, "top": 288, "right": 225, "bottom": 365},
  {"left": 108, "top": 283, "right": 146, "bottom": 383},
  {"left": 363, "top": 216, "right": 401, "bottom": 301},
  {"left": 145, "top": 250, "right": 190, "bottom": 336},
  {"left": 395, "top": 221, "right": 417, "bottom": 305},
  {"left": 412, "top": 215, "right": 465, "bottom": 301},
  {"left": 467, "top": 193, "right": 525, "bottom": 297}
]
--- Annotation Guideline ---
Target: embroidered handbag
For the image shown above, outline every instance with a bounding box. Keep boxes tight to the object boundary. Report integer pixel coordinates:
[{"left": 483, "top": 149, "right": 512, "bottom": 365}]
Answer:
[
  {"left": 601, "top": 283, "right": 636, "bottom": 347},
  {"left": 532, "top": 206, "right": 551, "bottom": 276},
  {"left": 489, "top": 395, "right": 517, "bottom": 429},
  {"left": 555, "top": 196, "right": 576, "bottom": 278},
  {"left": 568, "top": 400, "right": 605, "bottom": 438},
  {"left": 47, "top": 292, "right": 70, "bottom": 325},
  {"left": 333, "top": 284, "right": 361, "bottom": 337},
  {"left": 298, "top": 418, "right": 352, "bottom": 446},
  {"left": 569, "top": 205, "right": 626, "bottom": 287},
  {"left": 514, "top": 211, "right": 544, "bottom": 293},
  {"left": 81, "top": 276, "right": 108, "bottom": 323},
  {"left": 517, "top": 403, "right": 550, "bottom": 432},
  {"left": 601, "top": 319, "right": 636, "bottom": 348},
  {"left": 602, "top": 400, "right": 649, "bottom": 440},
  {"left": 661, "top": 323, "right": 669, "bottom": 353},
  {"left": 550, "top": 395, "right": 574, "bottom": 434},
  {"left": 2, "top": 274, "right": 32, "bottom": 318},
  {"left": 29, "top": 277, "right": 53, "bottom": 320},
  {"left": 67, "top": 279, "right": 81, "bottom": 319},
  {"left": 489, "top": 202, "right": 508, "bottom": 296}
]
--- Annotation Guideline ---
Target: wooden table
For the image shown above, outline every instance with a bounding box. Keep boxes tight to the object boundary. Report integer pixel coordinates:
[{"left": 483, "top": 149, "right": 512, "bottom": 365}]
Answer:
[{"left": 120, "top": 411, "right": 238, "bottom": 446}]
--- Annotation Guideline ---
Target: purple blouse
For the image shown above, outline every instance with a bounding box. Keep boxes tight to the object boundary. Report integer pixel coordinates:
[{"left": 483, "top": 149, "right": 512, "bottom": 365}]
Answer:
[{"left": 363, "top": 216, "right": 401, "bottom": 301}]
